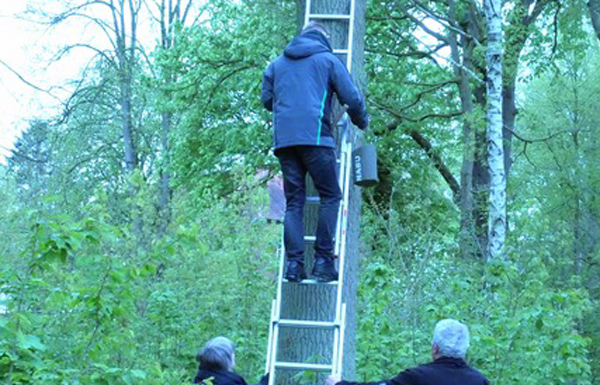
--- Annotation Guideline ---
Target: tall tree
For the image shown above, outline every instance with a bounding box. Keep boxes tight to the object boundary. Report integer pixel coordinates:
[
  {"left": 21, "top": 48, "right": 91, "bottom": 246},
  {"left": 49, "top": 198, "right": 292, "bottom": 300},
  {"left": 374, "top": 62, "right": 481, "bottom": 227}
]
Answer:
[
  {"left": 45, "top": 0, "right": 143, "bottom": 176},
  {"left": 484, "top": 0, "right": 506, "bottom": 259},
  {"left": 147, "top": 0, "right": 199, "bottom": 233},
  {"left": 368, "top": 0, "right": 558, "bottom": 258}
]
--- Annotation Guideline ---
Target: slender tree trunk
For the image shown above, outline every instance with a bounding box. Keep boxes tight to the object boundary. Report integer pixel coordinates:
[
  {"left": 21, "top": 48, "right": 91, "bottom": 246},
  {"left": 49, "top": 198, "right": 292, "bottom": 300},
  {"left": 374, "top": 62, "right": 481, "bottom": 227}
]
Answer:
[
  {"left": 120, "top": 76, "right": 138, "bottom": 173},
  {"left": 473, "top": 83, "right": 490, "bottom": 257},
  {"left": 588, "top": 0, "right": 600, "bottom": 42},
  {"left": 159, "top": 111, "right": 172, "bottom": 233},
  {"left": 448, "top": 0, "right": 485, "bottom": 258},
  {"left": 484, "top": 0, "right": 506, "bottom": 260},
  {"left": 154, "top": 0, "right": 195, "bottom": 234},
  {"left": 112, "top": 0, "right": 140, "bottom": 175}
]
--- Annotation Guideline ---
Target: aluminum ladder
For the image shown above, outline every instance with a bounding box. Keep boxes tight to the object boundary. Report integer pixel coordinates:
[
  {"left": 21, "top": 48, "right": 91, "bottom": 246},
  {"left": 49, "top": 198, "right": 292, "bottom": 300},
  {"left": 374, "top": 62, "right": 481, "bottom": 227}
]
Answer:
[{"left": 265, "top": 0, "right": 356, "bottom": 383}]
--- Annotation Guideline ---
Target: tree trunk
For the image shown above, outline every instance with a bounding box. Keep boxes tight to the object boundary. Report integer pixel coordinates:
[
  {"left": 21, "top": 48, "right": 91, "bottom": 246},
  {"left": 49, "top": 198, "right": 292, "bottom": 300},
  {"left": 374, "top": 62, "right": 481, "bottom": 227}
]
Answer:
[
  {"left": 153, "top": 0, "right": 195, "bottom": 234},
  {"left": 484, "top": 0, "right": 506, "bottom": 260},
  {"left": 448, "top": 0, "right": 486, "bottom": 259},
  {"left": 112, "top": 0, "right": 140, "bottom": 175},
  {"left": 159, "top": 111, "right": 172, "bottom": 234},
  {"left": 120, "top": 77, "right": 138, "bottom": 173},
  {"left": 588, "top": 0, "right": 600, "bottom": 42},
  {"left": 277, "top": 0, "right": 365, "bottom": 381}
]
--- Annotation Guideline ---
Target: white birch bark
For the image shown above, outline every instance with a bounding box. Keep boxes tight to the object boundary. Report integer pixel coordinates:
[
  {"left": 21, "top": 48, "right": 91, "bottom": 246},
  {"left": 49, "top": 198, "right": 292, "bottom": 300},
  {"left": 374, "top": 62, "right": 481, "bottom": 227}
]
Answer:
[{"left": 485, "top": 0, "right": 506, "bottom": 260}]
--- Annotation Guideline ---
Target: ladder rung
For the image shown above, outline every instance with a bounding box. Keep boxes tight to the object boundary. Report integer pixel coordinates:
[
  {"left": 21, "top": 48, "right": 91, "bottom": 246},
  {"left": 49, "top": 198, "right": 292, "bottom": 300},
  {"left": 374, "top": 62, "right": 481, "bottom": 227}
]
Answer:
[
  {"left": 333, "top": 49, "right": 349, "bottom": 55},
  {"left": 274, "top": 362, "right": 333, "bottom": 371},
  {"left": 283, "top": 278, "right": 338, "bottom": 285},
  {"left": 277, "top": 319, "right": 339, "bottom": 329},
  {"left": 309, "top": 14, "right": 351, "bottom": 20}
]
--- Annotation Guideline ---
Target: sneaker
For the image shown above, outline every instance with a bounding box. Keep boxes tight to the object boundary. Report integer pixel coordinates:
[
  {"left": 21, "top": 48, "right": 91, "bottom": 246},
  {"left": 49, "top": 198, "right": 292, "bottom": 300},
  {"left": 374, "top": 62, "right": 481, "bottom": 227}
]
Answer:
[
  {"left": 284, "top": 261, "right": 307, "bottom": 282},
  {"left": 311, "top": 257, "right": 338, "bottom": 282}
]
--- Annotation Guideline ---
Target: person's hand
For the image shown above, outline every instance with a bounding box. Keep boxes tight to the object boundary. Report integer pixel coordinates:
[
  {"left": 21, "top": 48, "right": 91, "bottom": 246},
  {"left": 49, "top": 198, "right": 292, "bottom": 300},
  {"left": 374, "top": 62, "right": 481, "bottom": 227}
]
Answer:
[
  {"left": 326, "top": 375, "right": 341, "bottom": 385},
  {"left": 258, "top": 373, "right": 270, "bottom": 385}
]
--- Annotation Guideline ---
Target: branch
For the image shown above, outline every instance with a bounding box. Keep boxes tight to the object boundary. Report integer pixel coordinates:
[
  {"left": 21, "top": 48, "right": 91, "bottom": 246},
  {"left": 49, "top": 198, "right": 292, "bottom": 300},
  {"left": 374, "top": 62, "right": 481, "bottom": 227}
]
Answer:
[
  {"left": 397, "top": 82, "right": 457, "bottom": 113},
  {"left": 371, "top": 99, "right": 463, "bottom": 123},
  {"left": 207, "top": 64, "right": 257, "bottom": 102},
  {"left": 377, "top": 120, "right": 460, "bottom": 203},
  {"left": 505, "top": 125, "right": 570, "bottom": 144},
  {"left": 400, "top": 6, "right": 450, "bottom": 43},
  {"left": 403, "top": 80, "right": 459, "bottom": 87},
  {"left": 48, "top": 0, "right": 113, "bottom": 25},
  {"left": 52, "top": 43, "right": 116, "bottom": 67},
  {"left": 410, "top": 0, "right": 482, "bottom": 45},
  {"left": 365, "top": 43, "right": 448, "bottom": 60},
  {"left": 0, "top": 59, "right": 61, "bottom": 101},
  {"left": 410, "top": 33, "right": 485, "bottom": 83}
]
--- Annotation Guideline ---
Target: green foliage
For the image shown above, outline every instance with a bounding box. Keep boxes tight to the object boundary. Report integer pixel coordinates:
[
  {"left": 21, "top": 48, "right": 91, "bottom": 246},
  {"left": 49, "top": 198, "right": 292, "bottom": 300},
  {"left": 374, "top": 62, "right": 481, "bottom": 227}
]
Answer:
[{"left": 0, "top": 181, "right": 279, "bottom": 384}]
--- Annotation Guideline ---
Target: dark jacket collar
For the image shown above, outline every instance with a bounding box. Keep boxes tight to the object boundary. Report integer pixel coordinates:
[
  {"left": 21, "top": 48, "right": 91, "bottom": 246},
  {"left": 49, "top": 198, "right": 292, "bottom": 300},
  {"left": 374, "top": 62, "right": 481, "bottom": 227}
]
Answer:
[
  {"left": 283, "top": 30, "right": 332, "bottom": 59},
  {"left": 195, "top": 365, "right": 246, "bottom": 385},
  {"left": 432, "top": 356, "right": 468, "bottom": 368}
]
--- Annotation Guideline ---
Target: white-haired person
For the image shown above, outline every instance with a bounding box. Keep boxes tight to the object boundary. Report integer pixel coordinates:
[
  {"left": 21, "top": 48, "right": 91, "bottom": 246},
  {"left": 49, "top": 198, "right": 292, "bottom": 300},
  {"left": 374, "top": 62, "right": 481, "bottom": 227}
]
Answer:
[
  {"left": 326, "top": 319, "right": 489, "bottom": 385},
  {"left": 193, "top": 337, "right": 269, "bottom": 385}
]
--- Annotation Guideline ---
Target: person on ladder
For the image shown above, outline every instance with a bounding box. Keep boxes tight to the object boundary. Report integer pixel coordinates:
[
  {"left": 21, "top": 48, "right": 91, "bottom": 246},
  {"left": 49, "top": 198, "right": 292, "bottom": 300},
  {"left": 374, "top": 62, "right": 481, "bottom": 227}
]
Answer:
[{"left": 261, "top": 21, "right": 369, "bottom": 283}]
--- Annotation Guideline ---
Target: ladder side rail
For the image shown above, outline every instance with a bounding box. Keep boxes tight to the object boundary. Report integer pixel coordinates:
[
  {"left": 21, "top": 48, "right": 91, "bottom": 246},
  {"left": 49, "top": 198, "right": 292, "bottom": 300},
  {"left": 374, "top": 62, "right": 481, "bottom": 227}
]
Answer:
[
  {"left": 269, "top": 234, "right": 285, "bottom": 385},
  {"left": 331, "top": 323, "right": 341, "bottom": 376},
  {"left": 268, "top": 315, "right": 282, "bottom": 385},
  {"left": 335, "top": 303, "right": 348, "bottom": 376},
  {"left": 335, "top": 135, "right": 353, "bottom": 321},
  {"left": 334, "top": 120, "right": 349, "bottom": 259},
  {"left": 304, "top": 0, "right": 312, "bottom": 26},
  {"left": 265, "top": 300, "right": 277, "bottom": 373},
  {"left": 274, "top": 232, "right": 285, "bottom": 317},
  {"left": 347, "top": 0, "right": 356, "bottom": 72}
]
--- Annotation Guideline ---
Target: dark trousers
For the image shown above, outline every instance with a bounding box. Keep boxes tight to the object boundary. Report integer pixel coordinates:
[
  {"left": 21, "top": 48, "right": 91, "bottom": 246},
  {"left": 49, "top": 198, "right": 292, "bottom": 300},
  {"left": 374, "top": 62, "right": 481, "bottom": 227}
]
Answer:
[{"left": 276, "top": 146, "right": 342, "bottom": 263}]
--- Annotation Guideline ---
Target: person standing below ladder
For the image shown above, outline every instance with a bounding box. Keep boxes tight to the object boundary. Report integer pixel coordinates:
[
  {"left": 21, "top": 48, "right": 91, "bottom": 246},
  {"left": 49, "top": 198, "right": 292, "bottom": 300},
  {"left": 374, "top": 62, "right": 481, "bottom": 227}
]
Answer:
[{"left": 261, "top": 21, "right": 369, "bottom": 283}]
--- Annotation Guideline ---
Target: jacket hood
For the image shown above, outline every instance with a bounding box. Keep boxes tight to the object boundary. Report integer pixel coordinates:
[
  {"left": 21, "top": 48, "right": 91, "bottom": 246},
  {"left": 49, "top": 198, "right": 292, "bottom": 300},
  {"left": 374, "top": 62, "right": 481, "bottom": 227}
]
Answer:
[{"left": 283, "top": 31, "right": 332, "bottom": 59}]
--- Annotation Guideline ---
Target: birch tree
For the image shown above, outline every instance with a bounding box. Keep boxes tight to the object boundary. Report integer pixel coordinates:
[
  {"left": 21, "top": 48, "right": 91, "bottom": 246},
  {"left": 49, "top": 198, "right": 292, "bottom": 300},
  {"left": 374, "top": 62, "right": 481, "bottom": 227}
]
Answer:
[
  {"left": 368, "top": 0, "right": 557, "bottom": 258},
  {"left": 484, "top": 0, "right": 506, "bottom": 259}
]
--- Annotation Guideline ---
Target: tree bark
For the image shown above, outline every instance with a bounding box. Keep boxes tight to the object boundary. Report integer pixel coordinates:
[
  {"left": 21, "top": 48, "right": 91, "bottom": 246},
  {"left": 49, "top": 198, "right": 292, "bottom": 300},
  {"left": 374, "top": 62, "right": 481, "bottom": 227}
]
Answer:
[
  {"left": 111, "top": 0, "right": 140, "bottom": 174},
  {"left": 484, "top": 0, "right": 506, "bottom": 260},
  {"left": 588, "top": 0, "right": 600, "bottom": 42},
  {"left": 159, "top": 111, "right": 172, "bottom": 233},
  {"left": 446, "top": 0, "right": 488, "bottom": 258}
]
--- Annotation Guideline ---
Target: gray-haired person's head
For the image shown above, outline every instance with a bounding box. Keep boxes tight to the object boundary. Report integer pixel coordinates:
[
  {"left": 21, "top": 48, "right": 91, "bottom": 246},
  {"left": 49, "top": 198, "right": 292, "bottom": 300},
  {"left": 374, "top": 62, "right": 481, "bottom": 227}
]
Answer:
[
  {"left": 197, "top": 337, "right": 236, "bottom": 371},
  {"left": 302, "top": 21, "right": 330, "bottom": 39},
  {"left": 431, "top": 319, "right": 470, "bottom": 359}
]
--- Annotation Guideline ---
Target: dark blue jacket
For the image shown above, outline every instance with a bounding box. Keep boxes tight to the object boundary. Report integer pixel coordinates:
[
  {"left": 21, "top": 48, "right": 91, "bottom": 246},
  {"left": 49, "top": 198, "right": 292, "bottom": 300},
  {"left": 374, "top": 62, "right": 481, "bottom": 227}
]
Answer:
[
  {"left": 338, "top": 357, "right": 489, "bottom": 385},
  {"left": 193, "top": 366, "right": 247, "bottom": 385},
  {"left": 261, "top": 31, "right": 368, "bottom": 151}
]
